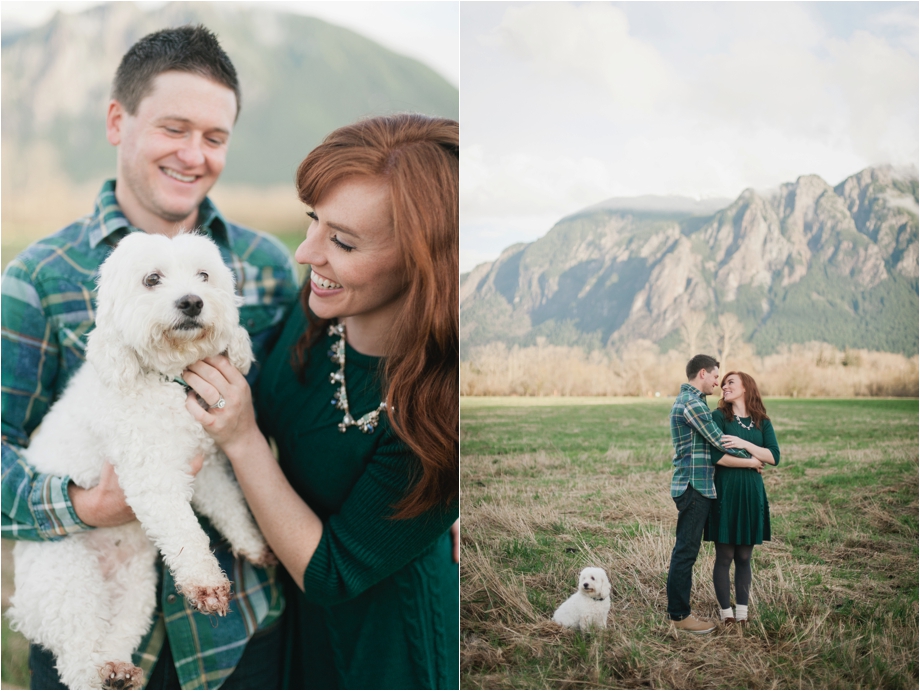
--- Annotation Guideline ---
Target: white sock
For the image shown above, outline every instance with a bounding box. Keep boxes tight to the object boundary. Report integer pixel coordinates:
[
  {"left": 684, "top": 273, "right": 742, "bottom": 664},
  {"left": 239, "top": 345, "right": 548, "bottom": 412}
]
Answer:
[
  {"left": 735, "top": 604, "right": 748, "bottom": 620},
  {"left": 720, "top": 607, "right": 734, "bottom": 621}
]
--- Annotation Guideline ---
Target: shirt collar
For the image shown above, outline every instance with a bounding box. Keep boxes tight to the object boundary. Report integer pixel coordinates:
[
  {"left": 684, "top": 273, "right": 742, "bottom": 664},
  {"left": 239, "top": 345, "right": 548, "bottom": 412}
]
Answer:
[
  {"left": 680, "top": 382, "right": 705, "bottom": 400},
  {"left": 87, "top": 179, "right": 229, "bottom": 249}
]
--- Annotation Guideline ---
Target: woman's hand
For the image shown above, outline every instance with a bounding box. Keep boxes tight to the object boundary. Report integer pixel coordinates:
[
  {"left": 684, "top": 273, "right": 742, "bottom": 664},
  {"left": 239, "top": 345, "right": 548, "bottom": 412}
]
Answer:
[
  {"left": 71, "top": 454, "right": 204, "bottom": 527},
  {"left": 183, "top": 356, "right": 260, "bottom": 456},
  {"left": 721, "top": 435, "right": 749, "bottom": 452}
]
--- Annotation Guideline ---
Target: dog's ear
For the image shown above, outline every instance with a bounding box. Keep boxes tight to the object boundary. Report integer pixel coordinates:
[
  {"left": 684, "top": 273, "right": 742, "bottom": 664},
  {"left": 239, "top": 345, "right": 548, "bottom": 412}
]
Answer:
[
  {"left": 225, "top": 325, "right": 254, "bottom": 376},
  {"left": 599, "top": 573, "right": 611, "bottom": 600},
  {"left": 85, "top": 323, "right": 144, "bottom": 391}
]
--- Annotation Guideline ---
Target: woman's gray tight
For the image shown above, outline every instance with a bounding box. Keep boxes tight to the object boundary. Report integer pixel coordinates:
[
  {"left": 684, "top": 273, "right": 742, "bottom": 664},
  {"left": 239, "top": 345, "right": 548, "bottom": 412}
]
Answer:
[{"left": 713, "top": 542, "right": 754, "bottom": 609}]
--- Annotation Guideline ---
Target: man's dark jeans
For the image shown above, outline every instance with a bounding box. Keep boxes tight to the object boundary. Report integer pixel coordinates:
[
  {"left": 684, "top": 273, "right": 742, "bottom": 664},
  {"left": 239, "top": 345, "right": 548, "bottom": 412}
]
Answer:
[{"left": 666, "top": 485, "right": 713, "bottom": 621}]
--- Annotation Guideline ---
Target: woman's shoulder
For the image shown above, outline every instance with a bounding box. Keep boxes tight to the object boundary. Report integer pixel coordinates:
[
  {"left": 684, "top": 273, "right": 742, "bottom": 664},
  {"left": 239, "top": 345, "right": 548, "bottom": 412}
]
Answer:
[{"left": 759, "top": 416, "right": 777, "bottom": 438}]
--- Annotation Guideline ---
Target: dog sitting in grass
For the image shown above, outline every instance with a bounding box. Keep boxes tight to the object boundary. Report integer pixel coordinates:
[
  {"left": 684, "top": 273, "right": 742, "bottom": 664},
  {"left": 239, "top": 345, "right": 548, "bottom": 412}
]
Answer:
[{"left": 552, "top": 567, "right": 611, "bottom": 631}]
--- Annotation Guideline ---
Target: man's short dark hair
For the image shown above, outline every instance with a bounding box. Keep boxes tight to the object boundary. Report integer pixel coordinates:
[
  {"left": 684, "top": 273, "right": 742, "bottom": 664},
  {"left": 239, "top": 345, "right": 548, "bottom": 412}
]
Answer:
[
  {"left": 112, "top": 25, "right": 240, "bottom": 119},
  {"left": 686, "top": 354, "right": 719, "bottom": 380}
]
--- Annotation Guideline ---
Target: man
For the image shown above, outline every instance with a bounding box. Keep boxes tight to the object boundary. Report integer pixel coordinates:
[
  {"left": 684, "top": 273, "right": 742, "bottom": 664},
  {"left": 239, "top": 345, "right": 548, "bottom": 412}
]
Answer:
[
  {"left": 1, "top": 26, "right": 299, "bottom": 688},
  {"left": 666, "top": 354, "right": 761, "bottom": 634}
]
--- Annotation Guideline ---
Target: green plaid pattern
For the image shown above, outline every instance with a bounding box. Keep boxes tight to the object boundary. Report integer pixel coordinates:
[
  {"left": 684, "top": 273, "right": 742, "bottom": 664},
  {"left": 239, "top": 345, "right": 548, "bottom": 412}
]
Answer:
[
  {"left": 669, "top": 383, "right": 750, "bottom": 498},
  {"left": 1, "top": 180, "right": 298, "bottom": 689}
]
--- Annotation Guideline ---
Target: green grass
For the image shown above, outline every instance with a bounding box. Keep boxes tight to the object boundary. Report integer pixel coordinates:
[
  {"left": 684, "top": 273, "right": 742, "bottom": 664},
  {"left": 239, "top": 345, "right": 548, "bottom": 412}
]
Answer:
[{"left": 460, "top": 398, "right": 919, "bottom": 689}]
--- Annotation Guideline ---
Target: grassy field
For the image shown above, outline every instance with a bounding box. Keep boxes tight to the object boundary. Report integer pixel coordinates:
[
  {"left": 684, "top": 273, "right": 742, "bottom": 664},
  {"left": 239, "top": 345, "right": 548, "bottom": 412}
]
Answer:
[{"left": 460, "top": 397, "right": 919, "bottom": 689}]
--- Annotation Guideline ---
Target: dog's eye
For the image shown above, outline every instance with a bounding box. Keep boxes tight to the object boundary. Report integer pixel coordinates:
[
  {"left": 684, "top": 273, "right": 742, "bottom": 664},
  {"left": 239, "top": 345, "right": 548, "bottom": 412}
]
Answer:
[
  {"left": 590, "top": 576, "right": 595, "bottom": 580},
  {"left": 143, "top": 273, "right": 161, "bottom": 288},
  {"left": 198, "top": 271, "right": 209, "bottom": 282}
]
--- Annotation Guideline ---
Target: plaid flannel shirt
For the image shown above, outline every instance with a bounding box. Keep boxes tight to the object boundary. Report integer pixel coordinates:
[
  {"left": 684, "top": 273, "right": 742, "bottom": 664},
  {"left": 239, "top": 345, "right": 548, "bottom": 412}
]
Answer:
[
  {"left": 1, "top": 180, "right": 299, "bottom": 689},
  {"left": 669, "top": 383, "right": 750, "bottom": 499}
]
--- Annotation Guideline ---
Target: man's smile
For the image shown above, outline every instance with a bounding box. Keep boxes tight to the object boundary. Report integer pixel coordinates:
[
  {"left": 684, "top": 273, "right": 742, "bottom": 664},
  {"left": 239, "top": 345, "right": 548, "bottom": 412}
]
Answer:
[{"left": 161, "top": 167, "right": 198, "bottom": 183}]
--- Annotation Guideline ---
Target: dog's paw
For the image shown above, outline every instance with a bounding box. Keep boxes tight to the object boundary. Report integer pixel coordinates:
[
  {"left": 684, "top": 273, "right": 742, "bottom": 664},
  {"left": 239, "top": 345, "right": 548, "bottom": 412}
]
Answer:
[
  {"left": 244, "top": 546, "right": 278, "bottom": 567},
  {"left": 99, "top": 661, "right": 144, "bottom": 690},
  {"left": 183, "top": 581, "right": 232, "bottom": 615}
]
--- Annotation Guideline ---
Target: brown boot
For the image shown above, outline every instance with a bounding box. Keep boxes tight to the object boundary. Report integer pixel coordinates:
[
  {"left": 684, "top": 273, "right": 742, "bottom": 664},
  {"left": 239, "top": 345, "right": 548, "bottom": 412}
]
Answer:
[{"left": 672, "top": 614, "right": 716, "bottom": 634}]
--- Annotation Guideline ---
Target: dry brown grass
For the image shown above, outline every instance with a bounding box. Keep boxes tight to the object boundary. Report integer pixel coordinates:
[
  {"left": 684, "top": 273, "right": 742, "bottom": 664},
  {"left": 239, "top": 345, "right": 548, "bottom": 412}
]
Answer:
[
  {"left": 461, "top": 400, "right": 919, "bottom": 689},
  {"left": 461, "top": 341, "right": 919, "bottom": 398}
]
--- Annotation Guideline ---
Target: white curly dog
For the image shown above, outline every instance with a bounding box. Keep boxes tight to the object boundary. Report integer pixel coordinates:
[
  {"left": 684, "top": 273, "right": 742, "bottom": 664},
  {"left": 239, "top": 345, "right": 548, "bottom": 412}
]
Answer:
[
  {"left": 8, "top": 232, "right": 272, "bottom": 690},
  {"left": 552, "top": 567, "right": 612, "bottom": 631}
]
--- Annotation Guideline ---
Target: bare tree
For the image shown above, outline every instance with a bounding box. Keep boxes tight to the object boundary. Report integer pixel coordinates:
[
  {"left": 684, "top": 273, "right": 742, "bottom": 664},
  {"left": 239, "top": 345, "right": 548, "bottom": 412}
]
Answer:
[
  {"left": 680, "top": 310, "right": 707, "bottom": 356},
  {"left": 619, "top": 339, "right": 660, "bottom": 396},
  {"left": 710, "top": 313, "right": 746, "bottom": 374}
]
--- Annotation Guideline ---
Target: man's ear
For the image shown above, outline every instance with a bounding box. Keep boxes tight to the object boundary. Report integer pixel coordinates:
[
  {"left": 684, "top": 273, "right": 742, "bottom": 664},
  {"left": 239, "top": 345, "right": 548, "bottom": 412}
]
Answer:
[{"left": 106, "top": 100, "right": 125, "bottom": 146}]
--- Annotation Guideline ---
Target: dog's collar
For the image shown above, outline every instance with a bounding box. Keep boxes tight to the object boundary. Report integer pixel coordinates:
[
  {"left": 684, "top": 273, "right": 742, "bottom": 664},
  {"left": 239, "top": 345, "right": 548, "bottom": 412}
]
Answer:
[
  {"left": 172, "top": 376, "right": 191, "bottom": 392},
  {"left": 590, "top": 595, "right": 608, "bottom": 602}
]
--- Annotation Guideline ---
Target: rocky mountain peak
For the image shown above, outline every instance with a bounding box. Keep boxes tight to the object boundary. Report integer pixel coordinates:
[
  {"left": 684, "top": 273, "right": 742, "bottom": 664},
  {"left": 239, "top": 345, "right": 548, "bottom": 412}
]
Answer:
[{"left": 461, "top": 166, "right": 918, "bottom": 358}]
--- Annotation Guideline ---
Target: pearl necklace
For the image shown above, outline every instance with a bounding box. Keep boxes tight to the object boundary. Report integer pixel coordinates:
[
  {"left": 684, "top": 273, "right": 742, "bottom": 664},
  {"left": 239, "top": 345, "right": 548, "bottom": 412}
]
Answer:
[
  {"left": 328, "top": 322, "right": 386, "bottom": 433},
  {"left": 734, "top": 415, "right": 755, "bottom": 431}
]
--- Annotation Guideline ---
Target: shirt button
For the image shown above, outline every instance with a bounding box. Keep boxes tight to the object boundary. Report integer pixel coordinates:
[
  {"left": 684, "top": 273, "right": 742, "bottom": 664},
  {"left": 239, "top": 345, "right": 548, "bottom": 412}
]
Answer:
[{"left": 166, "top": 594, "right": 177, "bottom": 604}]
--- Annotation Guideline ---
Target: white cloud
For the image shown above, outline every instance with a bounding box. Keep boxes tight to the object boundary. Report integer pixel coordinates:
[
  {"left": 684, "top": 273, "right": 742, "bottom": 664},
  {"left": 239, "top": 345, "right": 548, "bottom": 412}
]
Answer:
[
  {"left": 692, "top": 40, "right": 833, "bottom": 137},
  {"left": 461, "top": 2, "right": 919, "bottom": 268},
  {"left": 461, "top": 144, "right": 624, "bottom": 222},
  {"left": 485, "top": 3, "right": 672, "bottom": 112},
  {"left": 827, "top": 29, "right": 919, "bottom": 165},
  {"left": 869, "top": 4, "right": 919, "bottom": 54}
]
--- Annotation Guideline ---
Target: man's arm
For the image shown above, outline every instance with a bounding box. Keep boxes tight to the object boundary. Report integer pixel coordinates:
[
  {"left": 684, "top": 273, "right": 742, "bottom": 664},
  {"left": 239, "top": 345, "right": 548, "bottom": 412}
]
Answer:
[
  {"left": 682, "top": 399, "right": 750, "bottom": 458},
  {"left": 1, "top": 261, "right": 93, "bottom": 540}
]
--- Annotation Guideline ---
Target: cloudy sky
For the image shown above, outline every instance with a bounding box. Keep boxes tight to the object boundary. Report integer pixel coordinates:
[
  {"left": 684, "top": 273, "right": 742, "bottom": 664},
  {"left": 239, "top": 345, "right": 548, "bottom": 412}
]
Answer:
[
  {"left": 0, "top": 1, "right": 459, "bottom": 85},
  {"left": 460, "top": 1, "right": 919, "bottom": 272}
]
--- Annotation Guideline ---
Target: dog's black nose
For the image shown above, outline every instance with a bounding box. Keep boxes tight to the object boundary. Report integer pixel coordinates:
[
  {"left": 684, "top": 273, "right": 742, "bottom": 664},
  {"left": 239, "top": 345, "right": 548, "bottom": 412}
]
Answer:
[{"left": 176, "top": 294, "right": 203, "bottom": 317}]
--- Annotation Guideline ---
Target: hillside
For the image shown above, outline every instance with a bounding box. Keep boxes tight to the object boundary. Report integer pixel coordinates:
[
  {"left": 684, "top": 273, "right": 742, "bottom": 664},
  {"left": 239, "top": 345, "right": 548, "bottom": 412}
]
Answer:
[
  {"left": 461, "top": 166, "right": 919, "bottom": 357},
  {"left": 1, "top": 2, "right": 458, "bottom": 191}
]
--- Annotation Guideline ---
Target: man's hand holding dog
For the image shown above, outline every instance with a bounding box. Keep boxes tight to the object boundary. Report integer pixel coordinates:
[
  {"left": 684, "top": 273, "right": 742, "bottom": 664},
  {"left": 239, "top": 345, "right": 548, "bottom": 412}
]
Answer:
[{"left": 70, "top": 454, "right": 205, "bottom": 527}]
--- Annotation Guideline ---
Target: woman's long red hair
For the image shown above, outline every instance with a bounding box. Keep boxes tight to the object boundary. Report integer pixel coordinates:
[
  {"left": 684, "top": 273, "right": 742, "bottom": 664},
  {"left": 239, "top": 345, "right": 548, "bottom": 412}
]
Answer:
[
  {"left": 293, "top": 114, "right": 458, "bottom": 519},
  {"left": 717, "top": 371, "right": 770, "bottom": 429}
]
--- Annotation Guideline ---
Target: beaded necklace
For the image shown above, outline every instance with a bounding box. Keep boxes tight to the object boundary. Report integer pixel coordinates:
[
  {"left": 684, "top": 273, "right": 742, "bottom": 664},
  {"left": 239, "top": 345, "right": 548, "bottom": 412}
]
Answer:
[
  {"left": 327, "top": 322, "right": 386, "bottom": 433},
  {"left": 734, "top": 415, "right": 755, "bottom": 431}
]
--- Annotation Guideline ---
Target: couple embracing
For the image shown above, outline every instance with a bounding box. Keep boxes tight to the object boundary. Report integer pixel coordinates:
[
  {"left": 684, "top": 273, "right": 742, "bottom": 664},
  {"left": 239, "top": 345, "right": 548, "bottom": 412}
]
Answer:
[
  {"left": 2, "top": 25, "right": 458, "bottom": 690},
  {"left": 666, "top": 354, "right": 782, "bottom": 634}
]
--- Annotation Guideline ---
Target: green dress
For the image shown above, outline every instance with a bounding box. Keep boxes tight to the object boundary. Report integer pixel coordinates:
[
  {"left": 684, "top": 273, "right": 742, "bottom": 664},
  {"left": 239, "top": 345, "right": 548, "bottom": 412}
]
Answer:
[
  {"left": 254, "top": 301, "right": 459, "bottom": 690},
  {"left": 704, "top": 410, "right": 781, "bottom": 545}
]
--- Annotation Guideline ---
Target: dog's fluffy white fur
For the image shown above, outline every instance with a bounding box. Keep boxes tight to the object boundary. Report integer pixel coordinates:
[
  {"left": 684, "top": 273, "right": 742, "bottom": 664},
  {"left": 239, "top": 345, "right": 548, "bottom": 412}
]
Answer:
[
  {"left": 8, "top": 232, "right": 271, "bottom": 690},
  {"left": 552, "top": 567, "right": 612, "bottom": 631}
]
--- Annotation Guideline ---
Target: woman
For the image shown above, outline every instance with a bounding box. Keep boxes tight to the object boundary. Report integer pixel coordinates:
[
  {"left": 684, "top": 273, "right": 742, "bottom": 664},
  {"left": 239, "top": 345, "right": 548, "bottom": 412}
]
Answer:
[
  {"left": 704, "top": 371, "right": 780, "bottom": 626},
  {"left": 182, "top": 114, "right": 459, "bottom": 688}
]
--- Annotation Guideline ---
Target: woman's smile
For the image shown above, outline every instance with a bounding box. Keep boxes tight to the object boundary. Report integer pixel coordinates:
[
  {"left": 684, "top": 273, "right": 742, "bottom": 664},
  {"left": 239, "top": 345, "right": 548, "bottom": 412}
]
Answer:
[
  {"left": 295, "top": 176, "right": 408, "bottom": 355},
  {"left": 722, "top": 375, "right": 744, "bottom": 402},
  {"left": 310, "top": 270, "right": 343, "bottom": 294}
]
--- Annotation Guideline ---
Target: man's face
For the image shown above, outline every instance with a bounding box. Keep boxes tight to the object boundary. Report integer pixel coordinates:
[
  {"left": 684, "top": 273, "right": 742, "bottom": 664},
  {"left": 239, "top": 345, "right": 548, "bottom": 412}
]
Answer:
[
  {"left": 698, "top": 366, "right": 720, "bottom": 395},
  {"left": 106, "top": 71, "right": 237, "bottom": 227}
]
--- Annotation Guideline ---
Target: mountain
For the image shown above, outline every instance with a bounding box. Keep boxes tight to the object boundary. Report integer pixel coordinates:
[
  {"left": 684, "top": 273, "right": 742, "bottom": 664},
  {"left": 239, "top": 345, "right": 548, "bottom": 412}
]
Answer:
[
  {"left": 461, "top": 166, "right": 919, "bottom": 357},
  {"left": 1, "top": 2, "right": 458, "bottom": 191}
]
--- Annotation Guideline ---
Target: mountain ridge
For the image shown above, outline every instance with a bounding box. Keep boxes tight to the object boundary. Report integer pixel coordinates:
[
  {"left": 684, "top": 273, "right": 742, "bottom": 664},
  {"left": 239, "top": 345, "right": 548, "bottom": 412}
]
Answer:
[
  {"left": 461, "top": 165, "right": 918, "bottom": 357},
  {"left": 1, "top": 2, "right": 458, "bottom": 192}
]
